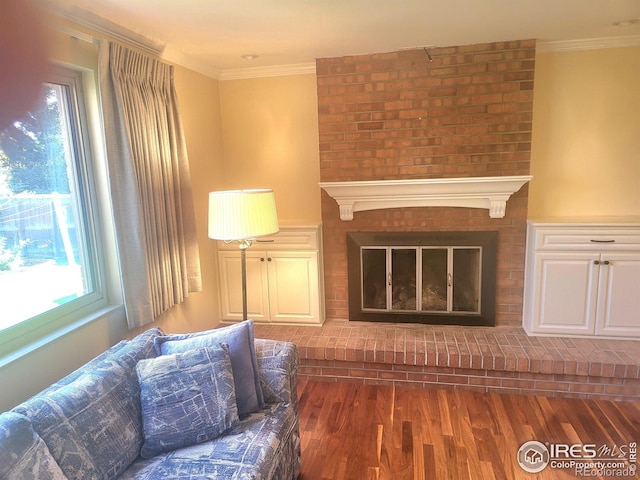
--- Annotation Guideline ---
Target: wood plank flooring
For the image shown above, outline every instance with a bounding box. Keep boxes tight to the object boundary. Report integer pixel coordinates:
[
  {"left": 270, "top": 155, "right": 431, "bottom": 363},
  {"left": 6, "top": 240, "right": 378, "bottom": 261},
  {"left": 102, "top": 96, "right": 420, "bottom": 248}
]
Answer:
[{"left": 297, "top": 379, "right": 640, "bottom": 480}]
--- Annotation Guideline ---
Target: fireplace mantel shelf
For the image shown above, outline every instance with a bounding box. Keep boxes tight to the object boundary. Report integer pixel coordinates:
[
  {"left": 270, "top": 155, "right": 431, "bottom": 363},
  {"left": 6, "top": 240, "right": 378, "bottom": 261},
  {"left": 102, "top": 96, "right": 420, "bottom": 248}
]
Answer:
[{"left": 319, "top": 175, "right": 532, "bottom": 220}]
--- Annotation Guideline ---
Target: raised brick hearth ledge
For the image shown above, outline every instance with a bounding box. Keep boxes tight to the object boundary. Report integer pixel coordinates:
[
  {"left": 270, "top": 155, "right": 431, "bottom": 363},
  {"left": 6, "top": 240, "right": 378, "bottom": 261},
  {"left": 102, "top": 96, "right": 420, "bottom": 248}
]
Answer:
[{"left": 252, "top": 320, "right": 640, "bottom": 402}]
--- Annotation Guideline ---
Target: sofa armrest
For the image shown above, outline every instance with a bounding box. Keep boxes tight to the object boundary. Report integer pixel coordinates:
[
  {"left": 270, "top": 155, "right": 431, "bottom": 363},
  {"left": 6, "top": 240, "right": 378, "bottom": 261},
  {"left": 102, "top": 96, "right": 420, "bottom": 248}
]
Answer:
[{"left": 254, "top": 339, "right": 299, "bottom": 410}]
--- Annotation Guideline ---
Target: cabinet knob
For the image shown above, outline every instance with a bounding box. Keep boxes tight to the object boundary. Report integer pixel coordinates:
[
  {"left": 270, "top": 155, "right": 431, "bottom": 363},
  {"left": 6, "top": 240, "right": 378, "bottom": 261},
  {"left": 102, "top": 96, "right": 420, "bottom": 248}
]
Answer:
[
  {"left": 267, "top": 257, "right": 272, "bottom": 262},
  {"left": 594, "top": 260, "right": 612, "bottom": 265},
  {"left": 260, "top": 257, "right": 265, "bottom": 262}
]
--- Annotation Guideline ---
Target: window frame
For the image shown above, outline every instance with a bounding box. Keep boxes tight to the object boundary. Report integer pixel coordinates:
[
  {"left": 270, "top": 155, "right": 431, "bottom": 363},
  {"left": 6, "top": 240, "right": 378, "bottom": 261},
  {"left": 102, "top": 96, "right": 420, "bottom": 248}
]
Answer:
[{"left": 0, "top": 65, "right": 114, "bottom": 358}]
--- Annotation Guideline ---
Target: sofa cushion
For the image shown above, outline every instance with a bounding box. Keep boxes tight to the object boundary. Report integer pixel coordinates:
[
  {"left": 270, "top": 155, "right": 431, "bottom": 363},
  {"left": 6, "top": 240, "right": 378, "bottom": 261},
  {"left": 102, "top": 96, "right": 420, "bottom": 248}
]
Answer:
[
  {"left": 154, "top": 320, "right": 264, "bottom": 416},
  {"left": 119, "top": 402, "right": 301, "bottom": 480},
  {"left": 0, "top": 412, "right": 68, "bottom": 480},
  {"left": 254, "top": 339, "right": 300, "bottom": 407},
  {"left": 13, "top": 327, "right": 160, "bottom": 480},
  {"left": 136, "top": 345, "right": 239, "bottom": 458},
  {"left": 34, "top": 327, "right": 163, "bottom": 399}
]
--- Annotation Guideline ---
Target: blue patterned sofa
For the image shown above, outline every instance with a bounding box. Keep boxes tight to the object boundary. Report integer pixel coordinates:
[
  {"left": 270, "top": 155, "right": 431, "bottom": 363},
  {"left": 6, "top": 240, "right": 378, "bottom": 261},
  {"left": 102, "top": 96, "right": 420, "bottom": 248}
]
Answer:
[{"left": 0, "top": 323, "right": 301, "bottom": 479}]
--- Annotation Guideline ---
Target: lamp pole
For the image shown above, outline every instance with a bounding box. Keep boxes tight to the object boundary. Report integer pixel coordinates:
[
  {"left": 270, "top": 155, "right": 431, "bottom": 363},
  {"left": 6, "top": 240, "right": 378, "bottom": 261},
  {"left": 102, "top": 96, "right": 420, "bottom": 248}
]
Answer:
[{"left": 239, "top": 239, "right": 251, "bottom": 320}]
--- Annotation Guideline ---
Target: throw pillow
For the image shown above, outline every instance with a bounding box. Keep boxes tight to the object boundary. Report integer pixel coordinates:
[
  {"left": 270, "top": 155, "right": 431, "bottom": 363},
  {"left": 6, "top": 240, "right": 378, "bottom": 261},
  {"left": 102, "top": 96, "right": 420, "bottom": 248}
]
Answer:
[
  {"left": 0, "top": 412, "right": 68, "bottom": 480},
  {"left": 136, "top": 345, "right": 239, "bottom": 458},
  {"left": 154, "top": 320, "right": 265, "bottom": 416}
]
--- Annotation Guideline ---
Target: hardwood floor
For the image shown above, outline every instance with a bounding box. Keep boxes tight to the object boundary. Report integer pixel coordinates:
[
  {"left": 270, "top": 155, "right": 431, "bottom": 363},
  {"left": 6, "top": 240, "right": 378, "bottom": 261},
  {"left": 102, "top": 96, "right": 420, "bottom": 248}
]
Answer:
[{"left": 297, "top": 379, "right": 640, "bottom": 480}]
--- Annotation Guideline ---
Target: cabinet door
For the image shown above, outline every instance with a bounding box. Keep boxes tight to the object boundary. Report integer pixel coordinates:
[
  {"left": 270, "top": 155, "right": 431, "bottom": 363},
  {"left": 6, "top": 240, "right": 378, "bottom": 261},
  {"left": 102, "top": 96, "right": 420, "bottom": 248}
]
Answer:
[
  {"left": 217, "top": 251, "right": 269, "bottom": 322},
  {"left": 596, "top": 253, "right": 640, "bottom": 336},
  {"left": 266, "top": 251, "right": 320, "bottom": 324},
  {"left": 531, "top": 252, "right": 600, "bottom": 335}
]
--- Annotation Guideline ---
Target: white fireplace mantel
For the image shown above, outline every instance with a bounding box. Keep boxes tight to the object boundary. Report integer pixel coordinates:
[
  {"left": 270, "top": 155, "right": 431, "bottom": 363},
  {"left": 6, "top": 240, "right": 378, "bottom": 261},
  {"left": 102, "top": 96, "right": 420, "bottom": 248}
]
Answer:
[{"left": 319, "top": 175, "right": 532, "bottom": 220}]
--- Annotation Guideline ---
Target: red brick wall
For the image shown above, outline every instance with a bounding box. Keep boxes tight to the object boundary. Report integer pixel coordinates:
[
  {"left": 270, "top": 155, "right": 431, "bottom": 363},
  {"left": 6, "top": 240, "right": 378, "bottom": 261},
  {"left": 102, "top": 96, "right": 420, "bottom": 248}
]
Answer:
[{"left": 316, "top": 40, "right": 535, "bottom": 326}]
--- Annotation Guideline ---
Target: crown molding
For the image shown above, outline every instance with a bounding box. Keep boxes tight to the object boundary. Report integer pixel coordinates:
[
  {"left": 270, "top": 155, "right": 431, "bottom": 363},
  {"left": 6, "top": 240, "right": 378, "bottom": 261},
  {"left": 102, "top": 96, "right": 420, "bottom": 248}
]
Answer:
[
  {"left": 46, "top": 7, "right": 164, "bottom": 57},
  {"left": 44, "top": 6, "right": 224, "bottom": 79},
  {"left": 47, "top": 7, "right": 313, "bottom": 81},
  {"left": 44, "top": 2, "right": 639, "bottom": 81},
  {"left": 160, "top": 46, "right": 222, "bottom": 80},
  {"left": 537, "top": 35, "right": 640, "bottom": 53},
  {"left": 219, "top": 63, "right": 317, "bottom": 81}
]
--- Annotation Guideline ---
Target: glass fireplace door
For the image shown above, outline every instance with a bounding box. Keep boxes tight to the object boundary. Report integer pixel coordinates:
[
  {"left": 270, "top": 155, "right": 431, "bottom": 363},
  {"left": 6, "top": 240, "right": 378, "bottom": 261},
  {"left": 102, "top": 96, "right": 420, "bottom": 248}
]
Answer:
[
  {"left": 421, "top": 247, "right": 481, "bottom": 314},
  {"left": 361, "top": 248, "right": 387, "bottom": 310},
  {"left": 361, "top": 246, "right": 482, "bottom": 315},
  {"left": 452, "top": 248, "right": 481, "bottom": 313},
  {"left": 391, "top": 248, "right": 417, "bottom": 311},
  {"left": 421, "top": 248, "right": 448, "bottom": 312}
]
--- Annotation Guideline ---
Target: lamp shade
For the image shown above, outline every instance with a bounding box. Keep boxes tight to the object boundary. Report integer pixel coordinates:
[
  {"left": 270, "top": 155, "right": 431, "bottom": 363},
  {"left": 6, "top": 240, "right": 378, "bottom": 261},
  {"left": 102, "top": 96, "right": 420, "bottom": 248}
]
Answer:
[{"left": 208, "top": 189, "right": 279, "bottom": 241}]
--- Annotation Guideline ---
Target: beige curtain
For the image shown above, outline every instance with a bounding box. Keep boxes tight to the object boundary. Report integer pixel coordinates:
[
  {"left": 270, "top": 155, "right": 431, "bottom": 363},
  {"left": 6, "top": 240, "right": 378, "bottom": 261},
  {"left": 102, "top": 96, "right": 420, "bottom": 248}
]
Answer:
[{"left": 99, "top": 42, "right": 202, "bottom": 328}]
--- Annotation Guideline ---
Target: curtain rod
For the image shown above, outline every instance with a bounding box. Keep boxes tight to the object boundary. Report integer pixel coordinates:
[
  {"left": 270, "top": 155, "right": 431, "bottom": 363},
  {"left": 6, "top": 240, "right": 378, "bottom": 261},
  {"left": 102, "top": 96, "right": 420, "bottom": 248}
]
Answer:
[{"left": 52, "top": 25, "right": 102, "bottom": 48}]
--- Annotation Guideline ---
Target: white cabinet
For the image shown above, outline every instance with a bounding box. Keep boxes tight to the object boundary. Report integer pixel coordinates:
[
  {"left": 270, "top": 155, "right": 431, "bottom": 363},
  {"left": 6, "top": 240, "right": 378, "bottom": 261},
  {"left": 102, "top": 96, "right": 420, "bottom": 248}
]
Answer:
[
  {"left": 523, "top": 221, "right": 640, "bottom": 338},
  {"left": 216, "top": 225, "right": 325, "bottom": 325},
  {"left": 597, "top": 253, "right": 640, "bottom": 336}
]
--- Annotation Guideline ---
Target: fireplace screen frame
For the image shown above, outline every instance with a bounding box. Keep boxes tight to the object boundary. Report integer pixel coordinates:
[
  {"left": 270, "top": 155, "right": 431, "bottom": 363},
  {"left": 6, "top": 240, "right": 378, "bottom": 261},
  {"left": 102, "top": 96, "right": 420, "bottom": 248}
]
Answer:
[{"left": 347, "top": 231, "right": 497, "bottom": 326}]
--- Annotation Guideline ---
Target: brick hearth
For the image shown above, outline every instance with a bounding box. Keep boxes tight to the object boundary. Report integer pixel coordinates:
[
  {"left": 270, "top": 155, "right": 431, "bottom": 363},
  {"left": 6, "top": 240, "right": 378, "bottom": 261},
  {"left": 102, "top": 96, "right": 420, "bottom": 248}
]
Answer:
[{"left": 253, "top": 320, "right": 640, "bottom": 402}]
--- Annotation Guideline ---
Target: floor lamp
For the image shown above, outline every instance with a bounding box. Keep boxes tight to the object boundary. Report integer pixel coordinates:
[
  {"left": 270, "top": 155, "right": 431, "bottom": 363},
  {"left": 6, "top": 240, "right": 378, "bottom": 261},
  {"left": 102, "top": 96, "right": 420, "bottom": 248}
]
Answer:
[{"left": 208, "top": 189, "right": 279, "bottom": 320}]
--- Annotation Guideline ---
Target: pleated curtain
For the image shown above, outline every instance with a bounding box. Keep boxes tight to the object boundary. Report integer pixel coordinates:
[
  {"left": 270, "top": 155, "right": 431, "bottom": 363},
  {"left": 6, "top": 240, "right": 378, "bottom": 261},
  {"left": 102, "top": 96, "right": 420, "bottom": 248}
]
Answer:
[{"left": 99, "top": 42, "right": 202, "bottom": 328}]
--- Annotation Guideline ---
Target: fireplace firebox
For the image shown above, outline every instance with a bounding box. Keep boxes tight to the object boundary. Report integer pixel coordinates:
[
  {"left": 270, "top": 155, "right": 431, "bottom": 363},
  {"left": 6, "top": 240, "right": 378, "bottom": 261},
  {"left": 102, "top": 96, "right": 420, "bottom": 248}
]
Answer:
[{"left": 347, "top": 231, "right": 497, "bottom": 326}]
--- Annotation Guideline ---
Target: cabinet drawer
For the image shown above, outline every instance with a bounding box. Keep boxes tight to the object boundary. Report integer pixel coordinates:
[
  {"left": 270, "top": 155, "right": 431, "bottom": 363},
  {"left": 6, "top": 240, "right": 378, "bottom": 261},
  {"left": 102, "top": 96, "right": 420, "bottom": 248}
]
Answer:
[
  {"left": 217, "top": 225, "right": 320, "bottom": 251},
  {"left": 532, "top": 227, "right": 640, "bottom": 251}
]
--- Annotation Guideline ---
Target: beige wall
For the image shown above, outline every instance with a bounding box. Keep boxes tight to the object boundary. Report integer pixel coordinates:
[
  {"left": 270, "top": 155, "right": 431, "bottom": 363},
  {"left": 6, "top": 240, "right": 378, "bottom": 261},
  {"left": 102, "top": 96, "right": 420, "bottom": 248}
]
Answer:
[
  {"left": 153, "top": 73, "right": 323, "bottom": 336},
  {"left": 218, "top": 75, "right": 322, "bottom": 225},
  {"left": 529, "top": 46, "right": 640, "bottom": 218}
]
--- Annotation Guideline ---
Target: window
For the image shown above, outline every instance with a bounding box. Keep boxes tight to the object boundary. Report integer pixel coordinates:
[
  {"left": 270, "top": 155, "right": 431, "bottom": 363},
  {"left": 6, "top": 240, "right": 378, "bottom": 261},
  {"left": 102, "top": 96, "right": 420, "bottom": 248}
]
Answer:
[{"left": 0, "top": 66, "right": 109, "bottom": 350}]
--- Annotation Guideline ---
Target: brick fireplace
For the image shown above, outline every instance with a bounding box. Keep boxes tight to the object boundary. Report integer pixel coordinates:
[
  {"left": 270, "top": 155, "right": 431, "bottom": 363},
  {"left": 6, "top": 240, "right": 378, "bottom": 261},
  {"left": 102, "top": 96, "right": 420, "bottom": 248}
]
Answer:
[
  {"left": 317, "top": 39, "right": 535, "bottom": 327},
  {"left": 251, "top": 40, "right": 640, "bottom": 401}
]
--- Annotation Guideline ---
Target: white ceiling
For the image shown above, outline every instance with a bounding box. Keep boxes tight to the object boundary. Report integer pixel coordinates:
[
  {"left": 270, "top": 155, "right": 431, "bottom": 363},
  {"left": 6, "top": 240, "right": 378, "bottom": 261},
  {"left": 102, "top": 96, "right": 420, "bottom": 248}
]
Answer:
[{"left": 41, "top": 0, "right": 640, "bottom": 78}]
